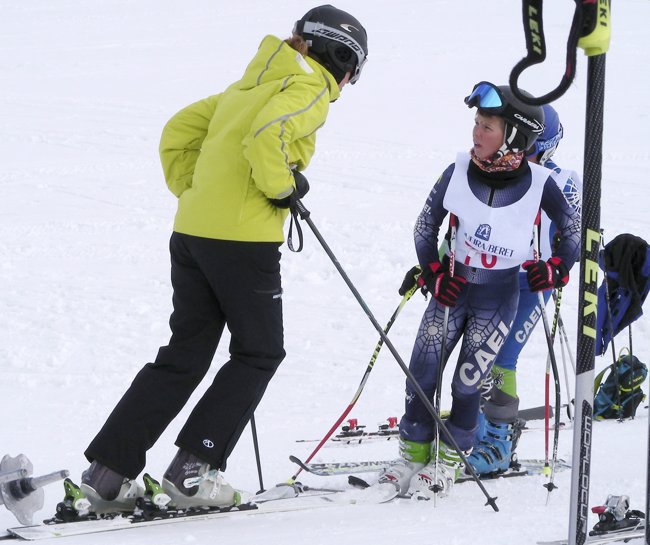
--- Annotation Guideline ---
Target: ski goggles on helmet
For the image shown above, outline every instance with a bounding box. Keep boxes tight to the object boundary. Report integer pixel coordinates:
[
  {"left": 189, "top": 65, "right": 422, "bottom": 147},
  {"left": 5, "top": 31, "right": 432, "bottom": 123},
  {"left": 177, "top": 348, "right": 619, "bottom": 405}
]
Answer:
[{"left": 464, "top": 81, "right": 506, "bottom": 112}]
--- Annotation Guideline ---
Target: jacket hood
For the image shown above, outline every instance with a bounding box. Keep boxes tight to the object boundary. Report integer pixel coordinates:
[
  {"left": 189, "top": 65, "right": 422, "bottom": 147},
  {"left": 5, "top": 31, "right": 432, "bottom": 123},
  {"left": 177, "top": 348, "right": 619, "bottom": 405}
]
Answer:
[{"left": 235, "top": 35, "right": 340, "bottom": 102}]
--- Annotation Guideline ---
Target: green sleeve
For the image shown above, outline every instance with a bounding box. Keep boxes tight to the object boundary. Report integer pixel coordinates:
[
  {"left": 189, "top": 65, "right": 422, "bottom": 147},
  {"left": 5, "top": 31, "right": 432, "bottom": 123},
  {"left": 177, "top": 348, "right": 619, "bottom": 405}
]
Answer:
[
  {"left": 242, "top": 83, "right": 329, "bottom": 199},
  {"left": 159, "top": 94, "right": 220, "bottom": 197}
]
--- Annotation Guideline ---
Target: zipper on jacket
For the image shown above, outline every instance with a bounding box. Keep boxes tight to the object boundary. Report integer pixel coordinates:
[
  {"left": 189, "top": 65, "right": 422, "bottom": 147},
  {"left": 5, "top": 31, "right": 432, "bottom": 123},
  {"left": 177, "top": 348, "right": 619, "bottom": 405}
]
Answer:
[{"left": 488, "top": 187, "right": 496, "bottom": 206}]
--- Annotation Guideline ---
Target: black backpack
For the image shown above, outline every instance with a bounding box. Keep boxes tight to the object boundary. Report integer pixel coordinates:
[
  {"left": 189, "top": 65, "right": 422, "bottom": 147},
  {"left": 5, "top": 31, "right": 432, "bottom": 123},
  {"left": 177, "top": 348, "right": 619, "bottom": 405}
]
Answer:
[{"left": 594, "top": 352, "right": 647, "bottom": 420}]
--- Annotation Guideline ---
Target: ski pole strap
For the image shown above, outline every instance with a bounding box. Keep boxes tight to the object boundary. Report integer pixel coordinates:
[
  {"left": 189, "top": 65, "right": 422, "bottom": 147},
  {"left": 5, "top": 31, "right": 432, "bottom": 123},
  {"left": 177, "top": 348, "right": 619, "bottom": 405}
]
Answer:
[
  {"left": 287, "top": 197, "right": 313, "bottom": 252},
  {"left": 509, "top": 0, "right": 580, "bottom": 105},
  {"left": 509, "top": 0, "right": 610, "bottom": 106},
  {"left": 287, "top": 206, "right": 304, "bottom": 252}
]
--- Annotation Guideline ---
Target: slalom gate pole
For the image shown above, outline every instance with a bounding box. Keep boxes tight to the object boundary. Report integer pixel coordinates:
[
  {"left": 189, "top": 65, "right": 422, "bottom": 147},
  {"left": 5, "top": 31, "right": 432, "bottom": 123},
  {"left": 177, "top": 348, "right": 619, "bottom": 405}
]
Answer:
[
  {"left": 568, "top": 3, "right": 611, "bottom": 545},
  {"left": 289, "top": 283, "right": 418, "bottom": 481},
  {"left": 292, "top": 199, "right": 498, "bottom": 511}
]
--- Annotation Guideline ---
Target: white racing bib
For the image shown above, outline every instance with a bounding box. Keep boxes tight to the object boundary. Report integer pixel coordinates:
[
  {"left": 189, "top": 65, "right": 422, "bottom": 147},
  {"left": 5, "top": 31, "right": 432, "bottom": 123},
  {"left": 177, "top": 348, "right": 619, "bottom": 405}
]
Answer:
[{"left": 443, "top": 152, "right": 549, "bottom": 270}]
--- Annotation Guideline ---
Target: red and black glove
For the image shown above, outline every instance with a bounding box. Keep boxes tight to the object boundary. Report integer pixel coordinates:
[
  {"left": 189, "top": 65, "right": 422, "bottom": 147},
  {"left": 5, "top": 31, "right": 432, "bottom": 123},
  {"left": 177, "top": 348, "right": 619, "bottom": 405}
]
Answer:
[
  {"left": 418, "top": 262, "right": 467, "bottom": 307},
  {"left": 522, "top": 256, "right": 570, "bottom": 292}
]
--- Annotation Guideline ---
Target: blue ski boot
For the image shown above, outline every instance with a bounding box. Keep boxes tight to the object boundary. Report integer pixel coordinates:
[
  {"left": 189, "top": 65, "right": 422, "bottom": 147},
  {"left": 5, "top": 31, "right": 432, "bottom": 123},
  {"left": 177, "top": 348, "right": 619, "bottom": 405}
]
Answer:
[{"left": 467, "top": 418, "right": 525, "bottom": 475}]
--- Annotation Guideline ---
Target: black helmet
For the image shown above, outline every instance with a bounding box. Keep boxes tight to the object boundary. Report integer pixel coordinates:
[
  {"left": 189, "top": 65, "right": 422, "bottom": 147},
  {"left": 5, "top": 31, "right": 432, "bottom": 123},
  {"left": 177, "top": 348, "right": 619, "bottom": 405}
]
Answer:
[
  {"left": 294, "top": 5, "right": 368, "bottom": 85},
  {"left": 465, "top": 82, "right": 545, "bottom": 154}
]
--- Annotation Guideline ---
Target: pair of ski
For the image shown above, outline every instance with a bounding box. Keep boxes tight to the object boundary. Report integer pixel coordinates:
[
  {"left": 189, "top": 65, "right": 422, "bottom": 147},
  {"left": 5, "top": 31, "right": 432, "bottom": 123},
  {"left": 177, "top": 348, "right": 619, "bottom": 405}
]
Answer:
[{"left": 3, "top": 453, "right": 567, "bottom": 541}]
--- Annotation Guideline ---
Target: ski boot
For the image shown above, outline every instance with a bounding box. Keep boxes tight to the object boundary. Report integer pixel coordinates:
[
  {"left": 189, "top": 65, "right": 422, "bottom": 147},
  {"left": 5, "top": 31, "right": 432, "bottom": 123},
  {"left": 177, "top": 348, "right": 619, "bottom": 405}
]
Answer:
[
  {"left": 467, "top": 418, "right": 525, "bottom": 476},
  {"left": 408, "top": 440, "right": 468, "bottom": 500},
  {"left": 376, "top": 439, "right": 429, "bottom": 495},
  {"left": 80, "top": 461, "right": 144, "bottom": 514},
  {"left": 162, "top": 449, "right": 243, "bottom": 509}
]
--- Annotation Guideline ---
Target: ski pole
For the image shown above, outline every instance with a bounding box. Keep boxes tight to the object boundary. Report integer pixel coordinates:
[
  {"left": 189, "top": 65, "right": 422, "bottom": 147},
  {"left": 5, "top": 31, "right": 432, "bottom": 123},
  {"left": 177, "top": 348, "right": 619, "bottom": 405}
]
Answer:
[
  {"left": 531, "top": 212, "right": 562, "bottom": 499},
  {"left": 568, "top": 3, "right": 611, "bottom": 543},
  {"left": 557, "top": 308, "right": 577, "bottom": 375},
  {"left": 509, "top": 2, "right": 611, "bottom": 538},
  {"left": 292, "top": 199, "right": 498, "bottom": 511},
  {"left": 552, "top": 290, "right": 575, "bottom": 421},
  {"left": 250, "top": 414, "right": 265, "bottom": 493},
  {"left": 289, "top": 282, "right": 418, "bottom": 481},
  {"left": 433, "top": 214, "right": 457, "bottom": 505},
  {"left": 543, "top": 288, "right": 561, "bottom": 476}
]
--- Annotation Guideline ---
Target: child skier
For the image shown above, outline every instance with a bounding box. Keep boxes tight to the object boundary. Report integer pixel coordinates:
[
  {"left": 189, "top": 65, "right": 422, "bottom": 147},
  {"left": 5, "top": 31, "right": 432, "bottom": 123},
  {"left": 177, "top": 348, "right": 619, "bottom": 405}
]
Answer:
[
  {"left": 380, "top": 83, "right": 581, "bottom": 499},
  {"left": 468, "top": 104, "right": 582, "bottom": 475}
]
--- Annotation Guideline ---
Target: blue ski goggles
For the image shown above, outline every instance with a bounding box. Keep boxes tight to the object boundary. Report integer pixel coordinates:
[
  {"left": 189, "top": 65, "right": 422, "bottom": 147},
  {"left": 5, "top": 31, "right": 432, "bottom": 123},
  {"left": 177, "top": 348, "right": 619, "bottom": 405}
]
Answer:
[{"left": 464, "top": 81, "right": 505, "bottom": 112}]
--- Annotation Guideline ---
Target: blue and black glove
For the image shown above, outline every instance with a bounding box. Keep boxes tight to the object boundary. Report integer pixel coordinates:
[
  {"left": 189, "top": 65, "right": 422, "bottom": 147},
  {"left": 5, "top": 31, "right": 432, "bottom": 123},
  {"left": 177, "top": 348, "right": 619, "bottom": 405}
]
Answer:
[{"left": 269, "top": 171, "right": 310, "bottom": 209}]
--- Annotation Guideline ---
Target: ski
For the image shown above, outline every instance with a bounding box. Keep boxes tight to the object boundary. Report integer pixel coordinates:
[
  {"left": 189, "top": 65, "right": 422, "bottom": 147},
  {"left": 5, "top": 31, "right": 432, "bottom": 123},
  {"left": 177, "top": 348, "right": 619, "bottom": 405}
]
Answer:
[
  {"left": 295, "top": 411, "right": 560, "bottom": 444},
  {"left": 295, "top": 417, "right": 399, "bottom": 444},
  {"left": 290, "top": 455, "right": 571, "bottom": 479},
  {"left": 4, "top": 495, "right": 343, "bottom": 541},
  {"left": 290, "top": 455, "right": 397, "bottom": 475},
  {"left": 295, "top": 432, "right": 400, "bottom": 445},
  {"left": 539, "top": 494, "right": 646, "bottom": 544},
  {"left": 538, "top": 525, "right": 645, "bottom": 545}
]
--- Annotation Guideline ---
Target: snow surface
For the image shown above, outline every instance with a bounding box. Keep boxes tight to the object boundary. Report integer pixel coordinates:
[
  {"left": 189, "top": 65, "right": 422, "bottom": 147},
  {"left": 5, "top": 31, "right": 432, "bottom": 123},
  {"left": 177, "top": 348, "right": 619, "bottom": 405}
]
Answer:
[{"left": 2, "top": 1, "right": 649, "bottom": 543}]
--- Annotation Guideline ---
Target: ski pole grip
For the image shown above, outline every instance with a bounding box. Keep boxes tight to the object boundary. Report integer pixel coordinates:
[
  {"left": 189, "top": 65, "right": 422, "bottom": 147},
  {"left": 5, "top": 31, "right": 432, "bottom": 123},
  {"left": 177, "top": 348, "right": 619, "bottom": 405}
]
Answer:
[{"left": 577, "top": 0, "right": 611, "bottom": 56}]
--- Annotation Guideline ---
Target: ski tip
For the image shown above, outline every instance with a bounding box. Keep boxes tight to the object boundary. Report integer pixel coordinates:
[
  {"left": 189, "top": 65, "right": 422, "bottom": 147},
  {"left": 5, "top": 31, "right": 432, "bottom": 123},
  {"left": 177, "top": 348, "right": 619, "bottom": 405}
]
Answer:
[{"left": 289, "top": 455, "right": 309, "bottom": 471}]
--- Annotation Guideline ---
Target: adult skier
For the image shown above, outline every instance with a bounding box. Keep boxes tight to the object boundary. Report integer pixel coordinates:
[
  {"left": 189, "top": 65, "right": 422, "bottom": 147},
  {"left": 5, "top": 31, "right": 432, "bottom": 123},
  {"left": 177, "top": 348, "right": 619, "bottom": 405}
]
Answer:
[
  {"left": 77, "top": 5, "right": 369, "bottom": 513},
  {"left": 379, "top": 83, "right": 581, "bottom": 499},
  {"left": 468, "top": 104, "right": 582, "bottom": 475}
]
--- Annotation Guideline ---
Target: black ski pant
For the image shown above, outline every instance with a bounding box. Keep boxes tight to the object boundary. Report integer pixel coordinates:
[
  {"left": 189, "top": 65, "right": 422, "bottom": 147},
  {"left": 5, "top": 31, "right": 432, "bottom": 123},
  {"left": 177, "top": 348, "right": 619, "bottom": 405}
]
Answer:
[{"left": 85, "top": 232, "right": 285, "bottom": 478}]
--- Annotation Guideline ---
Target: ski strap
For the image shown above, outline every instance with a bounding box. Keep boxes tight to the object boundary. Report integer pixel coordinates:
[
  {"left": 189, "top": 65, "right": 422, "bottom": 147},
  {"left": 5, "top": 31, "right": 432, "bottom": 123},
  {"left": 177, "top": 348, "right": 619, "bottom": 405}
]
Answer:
[{"left": 509, "top": 0, "right": 611, "bottom": 106}]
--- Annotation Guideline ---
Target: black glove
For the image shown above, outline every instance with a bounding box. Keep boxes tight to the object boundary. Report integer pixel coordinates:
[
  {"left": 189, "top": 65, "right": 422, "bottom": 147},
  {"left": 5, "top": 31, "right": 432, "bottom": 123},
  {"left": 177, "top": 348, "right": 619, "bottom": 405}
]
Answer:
[
  {"left": 398, "top": 265, "right": 422, "bottom": 296},
  {"left": 269, "top": 171, "right": 310, "bottom": 208},
  {"left": 419, "top": 262, "right": 467, "bottom": 307},
  {"left": 522, "top": 256, "right": 569, "bottom": 292}
]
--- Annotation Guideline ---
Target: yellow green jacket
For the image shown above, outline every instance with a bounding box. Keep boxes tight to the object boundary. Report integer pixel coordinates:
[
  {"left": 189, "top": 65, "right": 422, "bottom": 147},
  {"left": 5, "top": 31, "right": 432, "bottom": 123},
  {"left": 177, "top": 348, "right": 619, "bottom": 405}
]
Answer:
[{"left": 159, "top": 35, "right": 340, "bottom": 242}]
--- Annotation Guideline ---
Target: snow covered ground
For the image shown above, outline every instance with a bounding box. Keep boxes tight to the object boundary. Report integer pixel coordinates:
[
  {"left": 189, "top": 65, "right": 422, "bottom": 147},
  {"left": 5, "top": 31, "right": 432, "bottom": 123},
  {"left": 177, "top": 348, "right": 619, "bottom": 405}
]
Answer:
[{"left": 1, "top": 1, "right": 649, "bottom": 543}]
